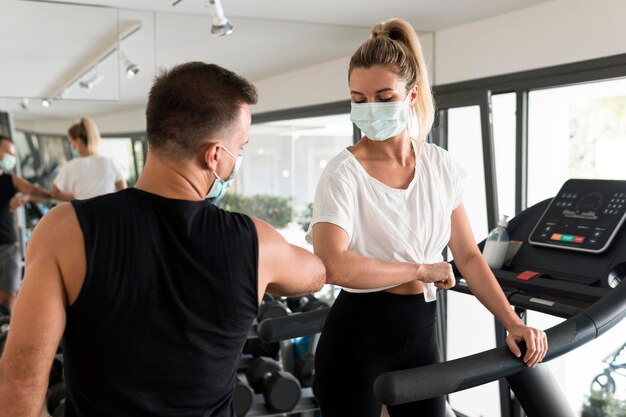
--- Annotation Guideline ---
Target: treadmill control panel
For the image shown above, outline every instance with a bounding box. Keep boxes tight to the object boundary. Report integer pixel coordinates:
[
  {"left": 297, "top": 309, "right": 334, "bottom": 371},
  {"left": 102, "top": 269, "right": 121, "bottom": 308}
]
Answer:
[{"left": 529, "top": 179, "right": 626, "bottom": 253}]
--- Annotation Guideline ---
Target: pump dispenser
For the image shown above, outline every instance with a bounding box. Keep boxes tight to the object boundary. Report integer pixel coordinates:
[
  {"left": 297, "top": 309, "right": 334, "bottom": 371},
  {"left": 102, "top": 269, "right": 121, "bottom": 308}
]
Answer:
[{"left": 482, "top": 215, "right": 510, "bottom": 269}]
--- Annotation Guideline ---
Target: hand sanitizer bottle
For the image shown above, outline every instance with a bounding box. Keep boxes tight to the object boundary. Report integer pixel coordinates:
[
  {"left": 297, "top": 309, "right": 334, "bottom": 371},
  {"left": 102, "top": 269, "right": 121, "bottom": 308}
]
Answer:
[{"left": 482, "top": 215, "right": 510, "bottom": 269}]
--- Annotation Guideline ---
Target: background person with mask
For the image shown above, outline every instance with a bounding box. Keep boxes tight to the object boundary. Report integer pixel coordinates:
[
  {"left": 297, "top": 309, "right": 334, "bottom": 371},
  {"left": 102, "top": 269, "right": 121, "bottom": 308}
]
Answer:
[
  {"left": 307, "top": 18, "right": 547, "bottom": 417},
  {"left": 0, "top": 135, "right": 50, "bottom": 310},
  {"left": 0, "top": 62, "right": 325, "bottom": 417},
  {"left": 51, "top": 116, "right": 126, "bottom": 201}
]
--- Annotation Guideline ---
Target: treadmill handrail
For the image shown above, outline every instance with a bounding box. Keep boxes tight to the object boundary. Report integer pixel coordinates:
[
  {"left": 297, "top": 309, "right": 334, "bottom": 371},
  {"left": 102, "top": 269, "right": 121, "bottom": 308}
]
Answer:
[{"left": 373, "top": 279, "right": 626, "bottom": 406}]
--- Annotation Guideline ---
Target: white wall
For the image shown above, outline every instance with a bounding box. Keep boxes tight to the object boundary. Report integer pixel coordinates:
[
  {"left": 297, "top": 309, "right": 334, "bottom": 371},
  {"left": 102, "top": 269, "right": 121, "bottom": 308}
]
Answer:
[
  {"left": 253, "top": 32, "right": 435, "bottom": 114},
  {"left": 434, "top": 0, "right": 626, "bottom": 85}
]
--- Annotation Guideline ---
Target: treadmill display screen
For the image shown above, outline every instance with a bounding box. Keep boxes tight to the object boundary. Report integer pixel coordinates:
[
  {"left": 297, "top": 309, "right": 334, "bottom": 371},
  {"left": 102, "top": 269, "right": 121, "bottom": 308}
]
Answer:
[{"left": 529, "top": 179, "right": 626, "bottom": 253}]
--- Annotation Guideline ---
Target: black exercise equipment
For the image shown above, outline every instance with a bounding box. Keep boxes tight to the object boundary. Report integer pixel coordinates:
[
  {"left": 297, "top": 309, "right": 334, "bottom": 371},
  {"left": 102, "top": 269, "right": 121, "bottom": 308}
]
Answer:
[
  {"left": 257, "top": 297, "right": 289, "bottom": 322},
  {"left": 0, "top": 304, "right": 10, "bottom": 318},
  {"left": 53, "top": 401, "right": 65, "bottom": 417},
  {"left": 242, "top": 338, "right": 280, "bottom": 360},
  {"left": 286, "top": 294, "right": 329, "bottom": 313},
  {"left": 233, "top": 376, "right": 254, "bottom": 417},
  {"left": 46, "top": 381, "right": 66, "bottom": 415},
  {"left": 245, "top": 356, "right": 301, "bottom": 413},
  {"left": 49, "top": 355, "right": 64, "bottom": 388},
  {"left": 258, "top": 308, "right": 329, "bottom": 343}
]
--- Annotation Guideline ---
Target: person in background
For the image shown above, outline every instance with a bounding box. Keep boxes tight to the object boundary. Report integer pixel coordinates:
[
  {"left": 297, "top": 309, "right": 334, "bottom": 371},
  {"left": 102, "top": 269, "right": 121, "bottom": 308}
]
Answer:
[
  {"left": 0, "top": 62, "right": 325, "bottom": 417},
  {"left": 308, "top": 18, "right": 547, "bottom": 417},
  {"left": 0, "top": 135, "right": 50, "bottom": 310},
  {"left": 51, "top": 116, "right": 126, "bottom": 201}
]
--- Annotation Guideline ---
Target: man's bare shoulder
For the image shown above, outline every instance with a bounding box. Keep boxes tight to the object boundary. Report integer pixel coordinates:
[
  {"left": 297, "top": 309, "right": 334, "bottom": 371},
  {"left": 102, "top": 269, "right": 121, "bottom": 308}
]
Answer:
[{"left": 29, "top": 203, "right": 81, "bottom": 249}]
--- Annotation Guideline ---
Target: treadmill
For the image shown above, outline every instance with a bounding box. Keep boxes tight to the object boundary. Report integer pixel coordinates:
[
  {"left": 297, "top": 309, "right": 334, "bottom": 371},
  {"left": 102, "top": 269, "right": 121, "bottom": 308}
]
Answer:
[{"left": 259, "top": 179, "right": 626, "bottom": 417}]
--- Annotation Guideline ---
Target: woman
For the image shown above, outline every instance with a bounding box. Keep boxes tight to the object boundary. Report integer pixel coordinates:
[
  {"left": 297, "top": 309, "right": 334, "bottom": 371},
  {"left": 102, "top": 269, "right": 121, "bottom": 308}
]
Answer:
[
  {"left": 51, "top": 116, "right": 126, "bottom": 201},
  {"left": 307, "top": 18, "right": 547, "bottom": 416}
]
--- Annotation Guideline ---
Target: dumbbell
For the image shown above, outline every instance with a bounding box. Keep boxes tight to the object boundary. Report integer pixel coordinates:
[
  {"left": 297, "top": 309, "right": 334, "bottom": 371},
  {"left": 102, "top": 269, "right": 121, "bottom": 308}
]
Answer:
[
  {"left": 233, "top": 376, "right": 254, "bottom": 417},
  {"left": 53, "top": 400, "right": 65, "bottom": 417},
  {"left": 242, "top": 338, "right": 280, "bottom": 360},
  {"left": 46, "top": 381, "right": 65, "bottom": 415},
  {"left": 49, "top": 355, "right": 64, "bottom": 388},
  {"left": 257, "top": 294, "right": 289, "bottom": 322},
  {"left": 245, "top": 356, "right": 301, "bottom": 413},
  {"left": 286, "top": 294, "right": 329, "bottom": 313}
]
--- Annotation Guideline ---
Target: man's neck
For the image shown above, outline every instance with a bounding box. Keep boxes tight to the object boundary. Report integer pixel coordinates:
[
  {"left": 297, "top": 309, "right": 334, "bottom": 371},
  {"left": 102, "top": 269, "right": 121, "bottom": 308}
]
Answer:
[{"left": 134, "top": 152, "right": 209, "bottom": 201}]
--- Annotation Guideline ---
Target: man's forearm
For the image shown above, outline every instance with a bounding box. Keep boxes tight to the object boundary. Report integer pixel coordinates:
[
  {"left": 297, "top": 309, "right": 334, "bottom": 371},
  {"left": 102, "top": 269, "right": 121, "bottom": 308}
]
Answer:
[{"left": 0, "top": 380, "right": 46, "bottom": 417}]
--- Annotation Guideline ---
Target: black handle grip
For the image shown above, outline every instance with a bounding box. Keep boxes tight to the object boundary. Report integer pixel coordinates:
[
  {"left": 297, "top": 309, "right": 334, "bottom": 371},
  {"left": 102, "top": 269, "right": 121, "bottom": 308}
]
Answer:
[{"left": 257, "top": 308, "right": 330, "bottom": 343}]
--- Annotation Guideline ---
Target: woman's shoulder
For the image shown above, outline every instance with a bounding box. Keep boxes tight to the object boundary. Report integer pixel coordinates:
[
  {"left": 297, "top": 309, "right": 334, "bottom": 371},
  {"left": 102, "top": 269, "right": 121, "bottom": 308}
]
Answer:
[{"left": 321, "top": 148, "right": 358, "bottom": 178}]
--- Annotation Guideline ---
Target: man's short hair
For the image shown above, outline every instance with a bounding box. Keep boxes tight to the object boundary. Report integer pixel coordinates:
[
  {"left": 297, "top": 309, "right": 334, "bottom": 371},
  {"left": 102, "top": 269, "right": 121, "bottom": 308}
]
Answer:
[
  {"left": 0, "top": 135, "right": 12, "bottom": 143},
  {"left": 146, "top": 62, "right": 258, "bottom": 159}
]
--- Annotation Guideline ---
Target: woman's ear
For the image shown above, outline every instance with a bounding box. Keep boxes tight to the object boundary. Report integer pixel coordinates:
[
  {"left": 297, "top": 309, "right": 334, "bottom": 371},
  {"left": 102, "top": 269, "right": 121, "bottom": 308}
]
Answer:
[{"left": 409, "top": 84, "right": 419, "bottom": 105}]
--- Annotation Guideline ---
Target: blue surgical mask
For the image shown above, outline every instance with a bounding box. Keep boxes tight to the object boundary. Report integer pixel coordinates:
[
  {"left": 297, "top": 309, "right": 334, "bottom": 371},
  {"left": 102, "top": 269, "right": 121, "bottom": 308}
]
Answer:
[
  {"left": 0, "top": 154, "right": 17, "bottom": 172},
  {"left": 206, "top": 145, "right": 243, "bottom": 204},
  {"left": 350, "top": 94, "right": 410, "bottom": 141}
]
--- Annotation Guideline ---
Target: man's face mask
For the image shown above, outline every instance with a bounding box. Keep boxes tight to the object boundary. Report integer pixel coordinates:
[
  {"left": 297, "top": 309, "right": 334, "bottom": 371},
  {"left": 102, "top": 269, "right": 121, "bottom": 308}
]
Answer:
[
  {"left": 206, "top": 145, "right": 243, "bottom": 205},
  {"left": 0, "top": 153, "right": 17, "bottom": 172},
  {"left": 350, "top": 93, "right": 411, "bottom": 141}
]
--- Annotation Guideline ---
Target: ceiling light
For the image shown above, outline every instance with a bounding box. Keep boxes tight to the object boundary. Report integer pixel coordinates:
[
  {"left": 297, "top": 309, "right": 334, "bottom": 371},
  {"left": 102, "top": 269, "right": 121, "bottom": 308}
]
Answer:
[
  {"left": 79, "top": 73, "right": 104, "bottom": 91},
  {"left": 206, "top": 0, "right": 234, "bottom": 36},
  {"left": 120, "top": 52, "right": 140, "bottom": 79},
  {"left": 20, "top": 97, "right": 29, "bottom": 111},
  {"left": 41, "top": 98, "right": 51, "bottom": 108}
]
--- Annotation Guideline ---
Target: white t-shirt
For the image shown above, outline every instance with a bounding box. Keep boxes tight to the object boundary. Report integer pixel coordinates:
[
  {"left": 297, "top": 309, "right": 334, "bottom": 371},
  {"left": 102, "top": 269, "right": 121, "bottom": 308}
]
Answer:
[
  {"left": 53, "top": 155, "right": 125, "bottom": 200},
  {"left": 306, "top": 141, "right": 467, "bottom": 302}
]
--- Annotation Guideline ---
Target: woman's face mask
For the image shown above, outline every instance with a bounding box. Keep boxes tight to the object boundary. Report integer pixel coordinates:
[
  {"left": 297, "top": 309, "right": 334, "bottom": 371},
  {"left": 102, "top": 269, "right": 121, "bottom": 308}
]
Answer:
[
  {"left": 206, "top": 145, "right": 243, "bottom": 204},
  {"left": 0, "top": 153, "right": 17, "bottom": 172},
  {"left": 350, "top": 93, "right": 411, "bottom": 141}
]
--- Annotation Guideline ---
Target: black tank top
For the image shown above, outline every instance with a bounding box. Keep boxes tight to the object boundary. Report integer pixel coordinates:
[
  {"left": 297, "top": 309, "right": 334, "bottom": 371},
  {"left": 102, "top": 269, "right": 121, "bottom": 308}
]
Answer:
[
  {"left": 0, "top": 174, "right": 17, "bottom": 244},
  {"left": 64, "top": 188, "right": 259, "bottom": 417}
]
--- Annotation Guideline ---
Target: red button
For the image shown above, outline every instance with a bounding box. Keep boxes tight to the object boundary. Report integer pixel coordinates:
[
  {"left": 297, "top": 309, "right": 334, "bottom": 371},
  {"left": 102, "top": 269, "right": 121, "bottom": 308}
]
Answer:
[
  {"left": 573, "top": 236, "right": 585, "bottom": 243},
  {"left": 517, "top": 271, "right": 540, "bottom": 281}
]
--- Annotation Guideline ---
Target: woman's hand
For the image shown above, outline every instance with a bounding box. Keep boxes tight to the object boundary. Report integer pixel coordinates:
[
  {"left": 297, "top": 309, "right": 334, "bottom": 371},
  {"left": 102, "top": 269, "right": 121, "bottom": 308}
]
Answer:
[
  {"left": 416, "top": 262, "right": 456, "bottom": 290},
  {"left": 506, "top": 324, "right": 548, "bottom": 367}
]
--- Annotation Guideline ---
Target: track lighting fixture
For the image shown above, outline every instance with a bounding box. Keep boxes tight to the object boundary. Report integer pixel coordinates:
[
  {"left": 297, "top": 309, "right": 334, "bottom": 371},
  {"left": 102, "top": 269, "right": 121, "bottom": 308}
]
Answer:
[
  {"left": 79, "top": 74, "right": 104, "bottom": 91},
  {"left": 171, "top": 0, "right": 233, "bottom": 36},
  {"left": 120, "top": 52, "right": 140, "bottom": 79},
  {"left": 206, "top": 0, "right": 234, "bottom": 36}
]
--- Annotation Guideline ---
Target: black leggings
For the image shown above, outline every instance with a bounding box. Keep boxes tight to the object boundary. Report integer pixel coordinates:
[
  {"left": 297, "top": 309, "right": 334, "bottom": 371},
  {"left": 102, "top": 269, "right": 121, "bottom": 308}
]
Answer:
[{"left": 314, "top": 290, "right": 445, "bottom": 417}]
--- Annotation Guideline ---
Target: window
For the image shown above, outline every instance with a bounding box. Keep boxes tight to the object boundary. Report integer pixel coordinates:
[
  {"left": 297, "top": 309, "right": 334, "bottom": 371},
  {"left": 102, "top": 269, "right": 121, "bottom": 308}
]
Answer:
[
  {"left": 222, "top": 113, "right": 354, "bottom": 249},
  {"left": 528, "top": 78, "right": 626, "bottom": 206}
]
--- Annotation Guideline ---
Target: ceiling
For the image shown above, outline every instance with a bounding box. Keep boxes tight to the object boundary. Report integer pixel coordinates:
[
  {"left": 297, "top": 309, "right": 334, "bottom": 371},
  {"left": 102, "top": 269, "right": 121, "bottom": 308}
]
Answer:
[{"left": 0, "top": 0, "right": 555, "bottom": 124}]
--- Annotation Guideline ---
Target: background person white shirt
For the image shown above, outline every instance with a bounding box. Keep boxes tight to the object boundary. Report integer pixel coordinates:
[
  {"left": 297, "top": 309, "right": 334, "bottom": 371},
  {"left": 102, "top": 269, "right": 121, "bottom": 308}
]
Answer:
[
  {"left": 53, "top": 155, "right": 125, "bottom": 200},
  {"left": 51, "top": 116, "right": 127, "bottom": 201}
]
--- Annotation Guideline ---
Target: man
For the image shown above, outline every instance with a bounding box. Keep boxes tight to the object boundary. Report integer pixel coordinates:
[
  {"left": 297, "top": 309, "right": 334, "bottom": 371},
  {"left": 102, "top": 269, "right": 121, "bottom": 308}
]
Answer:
[
  {"left": 0, "top": 63, "right": 326, "bottom": 417},
  {"left": 0, "top": 135, "right": 50, "bottom": 310}
]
